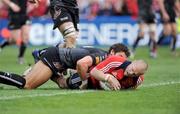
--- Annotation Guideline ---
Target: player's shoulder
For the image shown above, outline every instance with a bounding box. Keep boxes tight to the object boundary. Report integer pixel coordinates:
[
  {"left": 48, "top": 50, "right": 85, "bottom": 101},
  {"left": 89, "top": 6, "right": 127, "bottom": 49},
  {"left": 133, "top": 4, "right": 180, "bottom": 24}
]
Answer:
[{"left": 107, "top": 55, "right": 127, "bottom": 62}]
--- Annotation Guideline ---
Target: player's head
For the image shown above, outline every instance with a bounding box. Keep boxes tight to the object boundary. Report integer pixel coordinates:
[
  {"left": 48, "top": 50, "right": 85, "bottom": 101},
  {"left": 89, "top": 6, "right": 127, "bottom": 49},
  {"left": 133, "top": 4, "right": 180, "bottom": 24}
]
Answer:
[
  {"left": 108, "top": 43, "right": 130, "bottom": 58},
  {"left": 124, "top": 60, "right": 148, "bottom": 77}
]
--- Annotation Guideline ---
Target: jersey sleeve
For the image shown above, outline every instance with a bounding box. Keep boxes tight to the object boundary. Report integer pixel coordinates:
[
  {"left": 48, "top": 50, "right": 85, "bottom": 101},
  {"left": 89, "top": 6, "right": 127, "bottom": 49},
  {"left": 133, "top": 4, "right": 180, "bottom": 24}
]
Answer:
[
  {"left": 89, "top": 52, "right": 107, "bottom": 65},
  {"left": 94, "top": 55, "right": 126, "bottom": 73}
]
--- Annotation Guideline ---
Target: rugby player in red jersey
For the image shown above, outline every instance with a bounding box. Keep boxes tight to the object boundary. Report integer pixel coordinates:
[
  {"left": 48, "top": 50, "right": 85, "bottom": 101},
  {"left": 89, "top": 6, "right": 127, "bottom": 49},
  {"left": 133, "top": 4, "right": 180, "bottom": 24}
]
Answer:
[{"left": 88, "top": 56, "right": 147, "bottom": 90}]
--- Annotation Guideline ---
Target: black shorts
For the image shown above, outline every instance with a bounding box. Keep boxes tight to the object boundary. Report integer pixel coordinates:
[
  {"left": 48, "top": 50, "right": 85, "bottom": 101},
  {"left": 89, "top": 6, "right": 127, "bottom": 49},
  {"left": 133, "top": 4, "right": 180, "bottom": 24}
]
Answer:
[
  {"left": 50, "top": 1, "right": 79, "bottom": 31},
  {"left": 8, "top": 14, "right": 31, "bottom": 30},
  {"left": 161, "top": 11, "right": 176, "bottom": 23},
  {"left": 40, "top": 47, "right": 66, "bottom": 76},
  {"left": 138, "top": 13, "right": 155, "bottom": 24}
]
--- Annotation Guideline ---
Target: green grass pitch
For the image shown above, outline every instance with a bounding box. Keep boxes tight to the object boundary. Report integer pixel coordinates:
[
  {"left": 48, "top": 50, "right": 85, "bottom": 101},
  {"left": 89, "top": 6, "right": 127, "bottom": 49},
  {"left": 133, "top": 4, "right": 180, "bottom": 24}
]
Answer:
[{"left": 0, "top": 46, "right": 180, "bottom": 114}]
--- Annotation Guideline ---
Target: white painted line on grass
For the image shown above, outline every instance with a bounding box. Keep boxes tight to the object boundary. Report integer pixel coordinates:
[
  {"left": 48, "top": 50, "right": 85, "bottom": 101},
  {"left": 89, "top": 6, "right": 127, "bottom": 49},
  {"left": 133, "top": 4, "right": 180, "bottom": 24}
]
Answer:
[
  {"left": 141, "top": 81, "right": 180, "bottom": 88},
  {"left": 0, "top": 81, "right": 179, "bottom": 100},
  {"left": 0, "top": 90, "right": 95, "bottom": 100}
]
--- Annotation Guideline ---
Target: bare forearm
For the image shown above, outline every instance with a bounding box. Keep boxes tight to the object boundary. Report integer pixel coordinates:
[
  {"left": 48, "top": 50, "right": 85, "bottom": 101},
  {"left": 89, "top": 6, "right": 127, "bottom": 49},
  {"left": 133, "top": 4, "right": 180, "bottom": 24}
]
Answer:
[
  {"left": 76, "top": 64, "right": 89, "bottom": 80},
  {"left": 90, "top": 68, "right": 109, "bottom": 82},
  {"left": 76, "top": 56, "right": 93, "bottom": 80}
]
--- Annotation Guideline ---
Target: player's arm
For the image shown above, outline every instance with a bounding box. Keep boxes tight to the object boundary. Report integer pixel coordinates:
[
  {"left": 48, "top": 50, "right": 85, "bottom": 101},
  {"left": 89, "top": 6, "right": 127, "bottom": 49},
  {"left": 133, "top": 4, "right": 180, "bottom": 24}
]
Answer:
[
  {"left": 90, "top": 56, "right": 126, "bottom": 90},
  {"left": 76, "top": 56, "right": 93, "bottom": 80},
  {"left": 76, "top": 52, "right": 107, "bottom": 80},
  {"left": 157, "top": 0, "right": 169, "bottom": 21},
  {"left": 90, "top": 68, "right": 121, "bottom": 90},
  {"left": 2, "top": 0, "right": 20, "bottom": 12}
]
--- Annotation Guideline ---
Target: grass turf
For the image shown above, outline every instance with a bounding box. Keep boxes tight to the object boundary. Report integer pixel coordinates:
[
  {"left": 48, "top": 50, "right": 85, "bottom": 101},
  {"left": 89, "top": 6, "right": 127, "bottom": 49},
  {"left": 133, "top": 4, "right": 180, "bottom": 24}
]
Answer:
[{"left": 0, "top": 46, "right": 180, "bottom": 114}]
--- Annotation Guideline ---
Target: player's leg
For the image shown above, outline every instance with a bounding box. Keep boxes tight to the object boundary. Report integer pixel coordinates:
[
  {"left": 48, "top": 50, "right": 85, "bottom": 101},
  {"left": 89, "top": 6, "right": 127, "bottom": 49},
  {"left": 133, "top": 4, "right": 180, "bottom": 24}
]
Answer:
[
  {"left": 149, "top": 23, "right": 157, "bottom": 58},
  {"left": 25, "top": 47, "right": 61, "bottom": 89},
  {"left": 59, "top": 8, "right": 79, "bottom": 48},
  {"left": 0, "top": 29, "right": 20, "bottom": 50},
  {"left": 170, "top": 23, "right": 177, "bottom": 52},
  {"left": 49, "top": 2, "right": 79, "bottom": 48},
  {"left": 24, "top": 60, "right": 53, "bottom": 89},
  {"left": 0, "top": 39, "right": 12, "bottom": 50},
  {"left": 132, "top": 23, "right": 145, "bottom": 53},
  {"left": 57, "top": 22, "right": 78, "bottom": 48},
  {"left": 18, "top": 19, "right": 31, "bottom": 64},
  {"left": 0, "top": 60, "right": 52, "bottom": 89},
  {"left": 0, "top": 20, "right": 19, "bottom": 50},
  {"left": 18, "top": 24, "right": 30, "bottom": 64},
  {"left": 0, "top": 71, "right": 26, "bottom": 88},
  {"left": 157, "top": 23, "right": 171, "bottom": 45}
]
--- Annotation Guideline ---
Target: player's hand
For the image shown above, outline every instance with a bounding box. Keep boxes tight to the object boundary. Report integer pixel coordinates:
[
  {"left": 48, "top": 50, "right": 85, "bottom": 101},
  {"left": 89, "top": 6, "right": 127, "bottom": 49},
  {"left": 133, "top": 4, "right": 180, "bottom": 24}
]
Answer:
[
  {"left": 79, "top": 80, "right": 88, "bottom": 89},
  {"left": 107, "top": 74, "right": 121, "bottom": 90},
  {"left": 9, "top": 2, "right": 20, "bottom": 12}
]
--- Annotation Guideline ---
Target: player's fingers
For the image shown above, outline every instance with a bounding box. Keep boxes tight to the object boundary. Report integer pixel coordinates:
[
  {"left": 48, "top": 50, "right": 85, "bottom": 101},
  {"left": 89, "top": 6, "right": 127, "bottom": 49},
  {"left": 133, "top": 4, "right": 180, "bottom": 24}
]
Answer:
[
  {"left": 115, "top": 85, "right": 120, "bottom": 90},
  {"left": 112, "top": 83, "right": 120, "bottom": 91}
]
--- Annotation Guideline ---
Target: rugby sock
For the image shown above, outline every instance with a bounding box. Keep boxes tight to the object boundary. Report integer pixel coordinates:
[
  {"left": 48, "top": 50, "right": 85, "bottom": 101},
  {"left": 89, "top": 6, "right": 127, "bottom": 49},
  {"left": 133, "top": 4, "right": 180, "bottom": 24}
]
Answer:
[
  {"left": 157, "top": 33, "right": 165, "bottom": 45},
  {"left": 171, "top": 35, "right": 177, "bottom": 52},
  {"left": 0, "top": 71, "right": 26, "bottom": 88},
  {"left": 148, "top": 39, "right": 151, "bottom": 46},
  {"left": 150, "top": 39, "right": 157, "bottom": 52},
  {"left": 18, "top": 42, "right": 27, "bottom": 58},
  {"left": 132, "top": 36, "right": 141, "bottom": 51},
  {"left": 0, "top": 40, "right": 9, "bottom": 49}
]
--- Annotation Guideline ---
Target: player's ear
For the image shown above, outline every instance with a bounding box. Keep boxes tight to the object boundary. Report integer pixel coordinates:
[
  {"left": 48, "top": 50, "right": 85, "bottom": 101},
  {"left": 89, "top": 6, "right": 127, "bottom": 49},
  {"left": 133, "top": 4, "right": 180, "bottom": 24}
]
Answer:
[{"left": 110, "top": 49, "right": 115, "bottom": 55}]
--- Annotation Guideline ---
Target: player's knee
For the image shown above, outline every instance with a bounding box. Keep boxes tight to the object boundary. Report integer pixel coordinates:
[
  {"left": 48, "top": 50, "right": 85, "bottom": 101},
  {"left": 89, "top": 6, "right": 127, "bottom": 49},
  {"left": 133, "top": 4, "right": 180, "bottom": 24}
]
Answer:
[
  {"left": 149, "top": 24, "right": 156, "bottom": 33},
  {"left": 22, "top": 38, "right": 29, "bottom": 44},
  {"left": 24, "top": 85, "right": 33, "bottom": 89},
  {"left": 163, "top": 27, "right": 171, "bottom": 36},
  {"left": 24, "top": 82, "right": 35, "bottom": 89},
  {"left": 138, "top": 31, "right": 145, "bottom": 38}
]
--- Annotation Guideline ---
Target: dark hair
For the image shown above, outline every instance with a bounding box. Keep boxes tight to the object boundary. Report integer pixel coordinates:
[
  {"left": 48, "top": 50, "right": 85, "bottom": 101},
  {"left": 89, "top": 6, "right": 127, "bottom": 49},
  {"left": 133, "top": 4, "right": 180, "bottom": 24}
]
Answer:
[{"left": 108, "top": 43, "right": 130, "bottom": 57}]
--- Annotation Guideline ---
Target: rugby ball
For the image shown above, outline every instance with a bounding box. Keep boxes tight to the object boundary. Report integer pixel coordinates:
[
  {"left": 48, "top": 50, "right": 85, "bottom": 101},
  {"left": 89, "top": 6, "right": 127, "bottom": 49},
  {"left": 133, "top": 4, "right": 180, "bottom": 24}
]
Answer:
[{"left": 99, "top": 81, "right": 111, "bottom": 90}]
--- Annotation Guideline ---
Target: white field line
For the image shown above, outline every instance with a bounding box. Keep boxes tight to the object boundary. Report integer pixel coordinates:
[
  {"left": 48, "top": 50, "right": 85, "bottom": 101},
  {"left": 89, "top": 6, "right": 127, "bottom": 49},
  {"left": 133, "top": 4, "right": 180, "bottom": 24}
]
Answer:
[
  {"left": 0, "top": 81, "right": 179, "bottom": 100},
  {"left": 140, "top": 81, "right": 180, "bottom": 88},
  {"left": 0, "top": 90, "right": 95, "bottom": 100}
]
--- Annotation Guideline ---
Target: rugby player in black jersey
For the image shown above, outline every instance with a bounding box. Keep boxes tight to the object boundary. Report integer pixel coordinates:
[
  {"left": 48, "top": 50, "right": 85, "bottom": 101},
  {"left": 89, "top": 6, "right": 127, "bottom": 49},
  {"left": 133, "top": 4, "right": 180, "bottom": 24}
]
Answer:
[
  {"left": 157, "top": 0, "right": 180, "bottom": 54},
  {"left": 29, "top": 0, "right": 79, "bottom": 48},
  {"left": 131, "top": 0, "right": 158, "bottom": 58},
  {"left": 0, "top": 43, "right": 130, "bottom": 90},
  {"left": 0, "top": 0, "right": 31, "bottom": 64}
]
